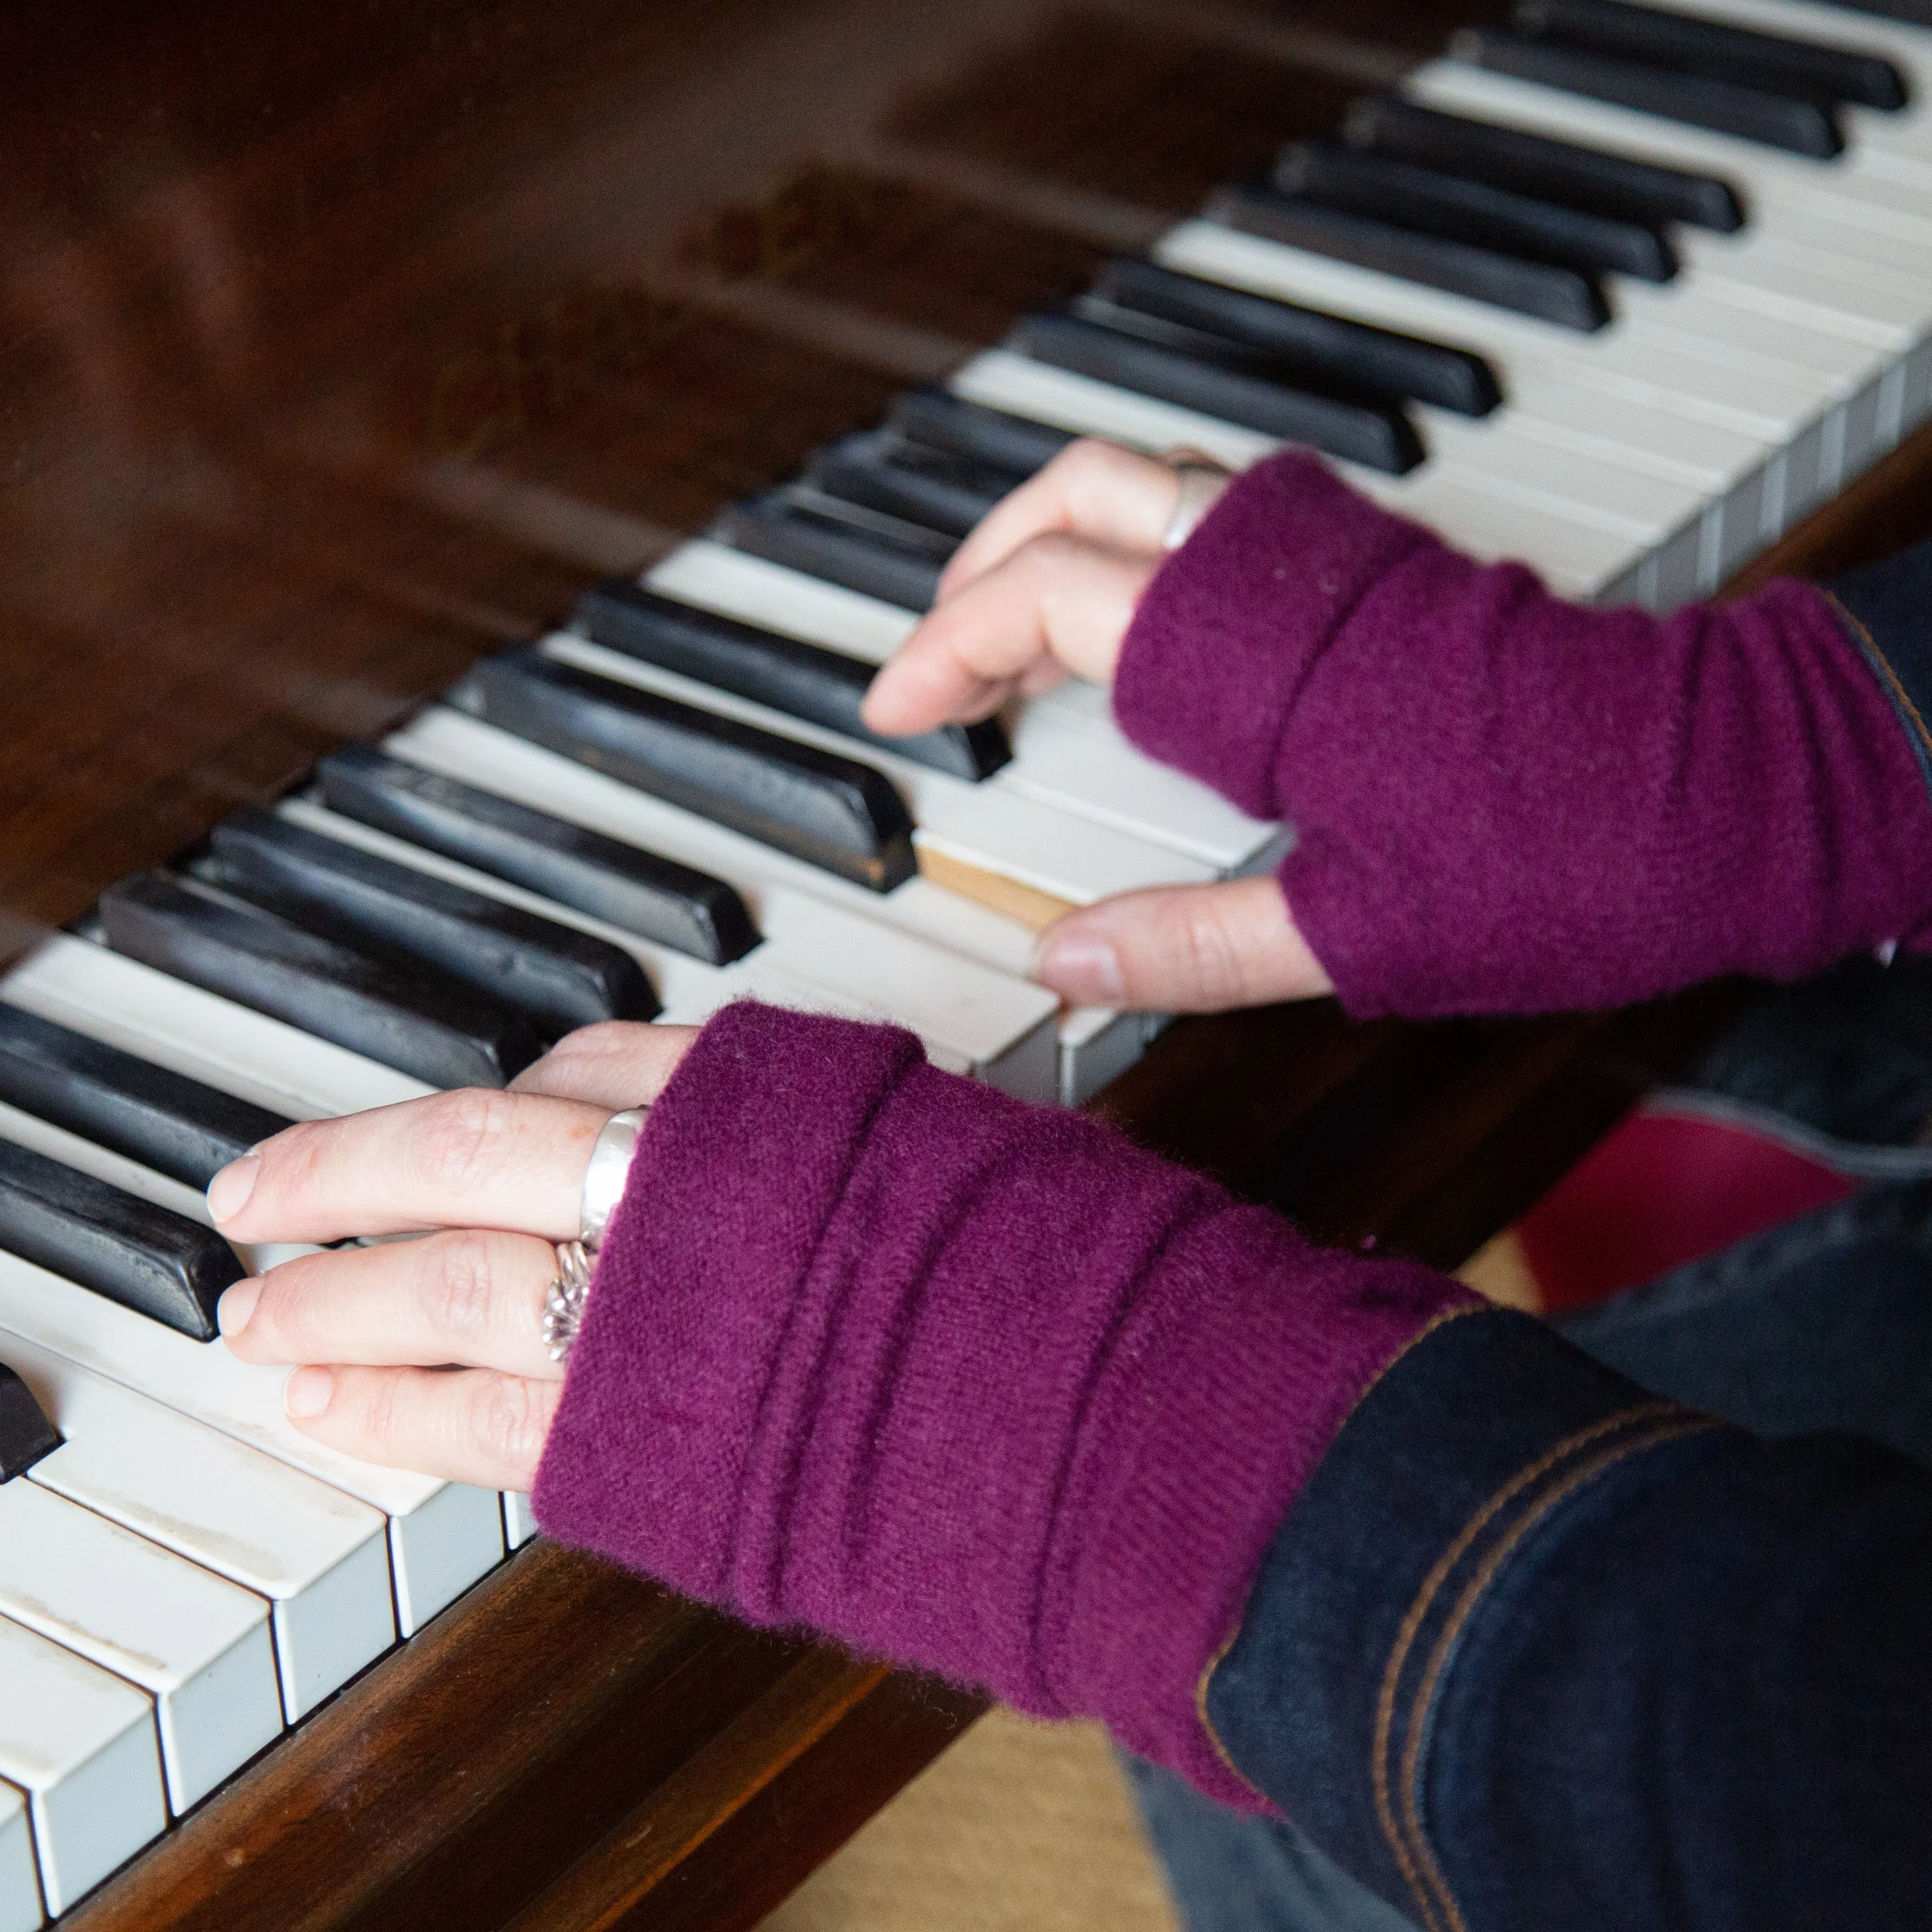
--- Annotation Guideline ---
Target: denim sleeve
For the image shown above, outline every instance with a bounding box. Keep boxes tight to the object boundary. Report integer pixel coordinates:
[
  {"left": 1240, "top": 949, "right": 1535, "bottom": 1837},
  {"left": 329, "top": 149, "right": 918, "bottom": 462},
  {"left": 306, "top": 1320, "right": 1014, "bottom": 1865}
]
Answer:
[
  {"left": 1824, "top": 535, "right": 1932, "bottom": 806},
  {"left": 1199, "top": 1309, "right": 1932, "bottom": 1932}
]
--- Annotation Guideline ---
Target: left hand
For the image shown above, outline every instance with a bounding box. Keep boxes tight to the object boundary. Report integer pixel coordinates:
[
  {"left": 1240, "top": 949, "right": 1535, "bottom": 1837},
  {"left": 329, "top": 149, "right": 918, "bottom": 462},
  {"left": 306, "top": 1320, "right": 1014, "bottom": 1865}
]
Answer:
[{"left": 209, "top": 1023, "right": 695, "bottom": 1490}]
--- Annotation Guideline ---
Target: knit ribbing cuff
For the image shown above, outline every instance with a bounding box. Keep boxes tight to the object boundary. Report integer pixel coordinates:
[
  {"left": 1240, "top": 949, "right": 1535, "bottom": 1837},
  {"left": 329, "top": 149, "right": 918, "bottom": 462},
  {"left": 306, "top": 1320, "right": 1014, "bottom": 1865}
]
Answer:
[
  {"left": 533, "top": 1000, "right": 1473, "bottom": 1809},
  {"left": 1112, "top": 449, "right": 1431, "bottom": 822}
]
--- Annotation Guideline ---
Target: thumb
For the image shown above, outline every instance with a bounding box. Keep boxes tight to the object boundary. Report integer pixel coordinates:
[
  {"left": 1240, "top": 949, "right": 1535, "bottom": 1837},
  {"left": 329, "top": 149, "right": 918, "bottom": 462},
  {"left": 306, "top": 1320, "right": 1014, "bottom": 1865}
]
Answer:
[{"left": 1032, "top": 876, "right": 1333, "bottom": 1013}]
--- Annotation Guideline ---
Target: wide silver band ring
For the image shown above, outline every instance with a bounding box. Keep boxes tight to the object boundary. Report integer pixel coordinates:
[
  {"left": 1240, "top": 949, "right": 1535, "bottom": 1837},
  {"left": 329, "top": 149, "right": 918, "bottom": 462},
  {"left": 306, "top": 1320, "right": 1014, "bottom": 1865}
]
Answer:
[
  {"left": 1160, "top": 452, "right": 1233, "bottom": 552},
  {"left": 579, "top": 1106, "right": 647, "bottom": 1251}
]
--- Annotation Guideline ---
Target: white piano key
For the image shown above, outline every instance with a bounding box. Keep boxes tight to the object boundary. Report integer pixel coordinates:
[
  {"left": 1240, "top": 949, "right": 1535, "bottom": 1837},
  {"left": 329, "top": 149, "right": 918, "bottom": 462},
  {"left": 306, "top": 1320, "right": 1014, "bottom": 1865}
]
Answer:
[
  {"left": 535, "top": 632, "right": 1218, "bottom": 907},
  {"left": 503, "top": 1492, "right": 537, "bottom": 1549},
  {"left": 641, "top": 542, "right": 1278, "bottom": 870},
  {"left": 948, "top": 347, "right": 1657, "bottom": 600},
  {"left": 0, "top": 1479, "right": 280, "bottom": 1813},
  {"left": 5, "top": 1330, "right": 393, "bottom": 1722},
  {"left": 367, "top": 709, "right": 1063, "bottom": 1098},
  {"left": 0, "top": 1242, "right": 501, "bottom": 1637},
  {"left": 2, "top": 936, "right": 430, "bottom": 1121},
  {"left": 0, "top": 1617, "right": 162, "bottom": 1916},
  {"left": 0, "top": 1784, "right": 37, "bottom": 1932},
  {"left": 387, "top": 707, "right": 1147, "bottom": 1102}
]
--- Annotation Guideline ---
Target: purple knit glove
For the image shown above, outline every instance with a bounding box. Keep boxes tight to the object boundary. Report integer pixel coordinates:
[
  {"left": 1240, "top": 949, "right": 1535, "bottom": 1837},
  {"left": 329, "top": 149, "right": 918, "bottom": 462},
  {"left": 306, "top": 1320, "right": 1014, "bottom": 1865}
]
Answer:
[
  {"left": 1114, "top": 451, "right": 1932, "bottom": 1018},
  {"left": 534, "top": 1000, "right": 1472, "bottom": 1808}
]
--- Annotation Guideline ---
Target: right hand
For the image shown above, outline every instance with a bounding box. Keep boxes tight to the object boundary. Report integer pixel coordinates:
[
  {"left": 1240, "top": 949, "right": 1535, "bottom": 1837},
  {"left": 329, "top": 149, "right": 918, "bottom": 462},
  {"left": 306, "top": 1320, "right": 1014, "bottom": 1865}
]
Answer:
[
  {"left": 859, "top": 439, "right": 1192, "bottom": 736},
  {"left": 860, "top": 439, "right": 1333, "bottom": 1014}
]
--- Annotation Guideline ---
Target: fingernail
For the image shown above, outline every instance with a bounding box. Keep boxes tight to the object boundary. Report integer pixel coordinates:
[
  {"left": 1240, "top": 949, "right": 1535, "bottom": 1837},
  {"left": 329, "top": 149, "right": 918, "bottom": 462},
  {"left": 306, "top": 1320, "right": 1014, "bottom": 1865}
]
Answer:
[
  {"left": 285, "top": 1365, "right": 333, "bottom": 1420},
  {"left": 1033, "top": 934, "right": 1125, "bottom": 1004},
  {"left": 206, "top": 1153, "right": 260, "bottom": 1226},
  {"left": 217, "top": 1278, "right": 262, "bottom": 1338}
]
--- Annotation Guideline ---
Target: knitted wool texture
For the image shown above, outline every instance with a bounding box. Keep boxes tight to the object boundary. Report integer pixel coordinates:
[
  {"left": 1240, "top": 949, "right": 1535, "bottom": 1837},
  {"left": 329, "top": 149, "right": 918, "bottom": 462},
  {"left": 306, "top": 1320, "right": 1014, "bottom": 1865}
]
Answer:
[
  {"left": 1114, "top": 449, "right": 1932, "bottom": 1017},
  {"left": 533, "top": 1001, "right": 1468, "bottom": 1808}
]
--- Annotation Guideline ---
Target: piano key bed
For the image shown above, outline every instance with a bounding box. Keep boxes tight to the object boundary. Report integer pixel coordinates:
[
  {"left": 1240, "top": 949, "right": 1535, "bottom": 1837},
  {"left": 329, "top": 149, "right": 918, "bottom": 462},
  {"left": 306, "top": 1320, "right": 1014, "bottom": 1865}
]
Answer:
[{"left": 7, "top": 0, "right": 1932, "bottom": 1920}]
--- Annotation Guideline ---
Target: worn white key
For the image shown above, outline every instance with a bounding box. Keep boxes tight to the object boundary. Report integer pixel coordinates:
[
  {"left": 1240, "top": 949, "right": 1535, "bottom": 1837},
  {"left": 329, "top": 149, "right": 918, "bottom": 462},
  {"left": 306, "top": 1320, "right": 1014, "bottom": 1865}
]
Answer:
[
  {"left": 0, "top": 1242, "right": 501, "bottom": 1638},
  {"left": 5, "top": 1330, "right": 393, "bottom": 1722},
  {"left": 0, "top": 1479, "right": 279, "bottom": 1812},
  {"left": 0, "top": 1783, "right": 35, "bottom": 1932},
  {"left": 949, "top": 347, "right": 1654, "bottom": 599},
  {"left": 0, "top": 1615, "right": 163, "bottom": 1915},
  {"left": 387, "top": 706, "right": 1145, "bottom": 1102},
  {"left": 2, "top": 937, "right": 428, "bottom": 1121}
]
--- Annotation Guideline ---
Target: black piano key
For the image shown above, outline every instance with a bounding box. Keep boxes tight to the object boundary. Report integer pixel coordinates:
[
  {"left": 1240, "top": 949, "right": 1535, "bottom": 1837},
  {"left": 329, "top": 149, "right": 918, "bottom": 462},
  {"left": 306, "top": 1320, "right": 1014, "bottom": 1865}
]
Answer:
[
  {"left": 198, "top": 809, "right": 660, "bottom": 1040},
  {"left": 1010, "top": 306, "right": 1426, "bottom": 472},
  {"left": 574, "top": 581, "right": 1011, "bottom": 782},
  {"left": 0, "top": 1006, "right": 292, "bottom": 1191},
  {"left": 1207, "top": 182, "right": 1612, "bottom": 332},
  {"left": 1342, "top": 96, "right": 1746, "bottom": 233},
  {"left": 0, "top": 1138, "right": 243, "bottom": 1343},
  {"left": 807, "top": 430, "right": 1022, "bottom": 538},
  {"left": 887, "top": 390, "right": 1074, "bottom": 475},
  {"left": 1515, "top": 0, "right": 1908, "bottom": 111},
  {"left": 1277, "top": 139, "right": 1679, "bottom": 283},
  {"left": 99, "top": 871, "right": 544, "bottom": 1091},
  {"left": 317, "top": 745, "right": 760, "bottom": 966},
  {"left": 712, "top": 491, "right": 953, "bottom": 611},
  {"left": 1093, "top": 258, "right": 1502, "bottom": 417},
  {"left": 453, "top": 651, "right": 918, "bottom": 893},
  {"left": 1455, "top": 27, "right": 1847, "bottom": 157},
  {"left": 0, "top": 1364, "right": 60, "bottom": 1481}
]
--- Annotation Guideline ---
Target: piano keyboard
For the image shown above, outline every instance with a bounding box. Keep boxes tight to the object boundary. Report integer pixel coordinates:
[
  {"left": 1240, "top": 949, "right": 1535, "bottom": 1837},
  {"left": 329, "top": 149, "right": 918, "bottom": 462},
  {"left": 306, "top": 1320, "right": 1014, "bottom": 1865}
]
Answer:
[{"left": 3, "top": 0, "right": 1930, "bottom": 1918}]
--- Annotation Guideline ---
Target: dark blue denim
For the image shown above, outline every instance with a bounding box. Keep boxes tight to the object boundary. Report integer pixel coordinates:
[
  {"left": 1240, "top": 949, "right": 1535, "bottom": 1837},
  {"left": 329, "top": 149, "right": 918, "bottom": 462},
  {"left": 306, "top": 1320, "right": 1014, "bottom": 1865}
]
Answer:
[{"left": 1131, "top": 940, "right": 1932, "bottom": 1929}]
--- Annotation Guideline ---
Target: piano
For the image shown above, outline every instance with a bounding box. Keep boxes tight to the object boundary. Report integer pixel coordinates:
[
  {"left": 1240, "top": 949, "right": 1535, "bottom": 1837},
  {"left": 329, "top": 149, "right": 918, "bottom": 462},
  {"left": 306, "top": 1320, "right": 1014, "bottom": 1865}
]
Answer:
[{"left": 1, "top": 0, "right": 1930, "bottom": 1922}]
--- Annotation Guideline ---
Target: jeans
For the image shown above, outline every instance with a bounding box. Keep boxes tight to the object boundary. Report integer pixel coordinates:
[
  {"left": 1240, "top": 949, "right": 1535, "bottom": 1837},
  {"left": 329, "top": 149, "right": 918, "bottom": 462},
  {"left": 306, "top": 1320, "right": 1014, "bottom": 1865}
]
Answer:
[{"left": 1130, "top": 955, "right": 1932, "bottom": 1932}]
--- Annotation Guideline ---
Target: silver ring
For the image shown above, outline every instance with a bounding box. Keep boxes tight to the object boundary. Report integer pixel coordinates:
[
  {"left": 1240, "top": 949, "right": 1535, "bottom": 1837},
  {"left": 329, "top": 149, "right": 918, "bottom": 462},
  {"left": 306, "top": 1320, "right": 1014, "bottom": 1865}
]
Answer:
[
  {"left": 579, "top": 1106, "right": 646, "bottom": 1250},
  {"left": 1161, "top": 456, "right": 1232, "bottom": 552},
  {"left": 542, "top": 1240, "right": 593, "bottom": 1363}
]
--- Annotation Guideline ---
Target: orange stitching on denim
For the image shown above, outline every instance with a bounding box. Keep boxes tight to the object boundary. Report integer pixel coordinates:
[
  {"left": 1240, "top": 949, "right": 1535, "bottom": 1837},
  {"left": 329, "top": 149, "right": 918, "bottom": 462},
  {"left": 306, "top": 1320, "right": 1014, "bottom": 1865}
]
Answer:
[
  {"left": 1370, "top": 1403, "right": 1678, "bottom": 1929},
  {"left": 1191, "top": 1302, "right": 1487, "bottom": 1802},
  {"left": 1825, "top": 590, "right": 1932, "bottom": 762},
  {"left": 1396, "top": 1416, "right": 1720, "bottom": 1932}
]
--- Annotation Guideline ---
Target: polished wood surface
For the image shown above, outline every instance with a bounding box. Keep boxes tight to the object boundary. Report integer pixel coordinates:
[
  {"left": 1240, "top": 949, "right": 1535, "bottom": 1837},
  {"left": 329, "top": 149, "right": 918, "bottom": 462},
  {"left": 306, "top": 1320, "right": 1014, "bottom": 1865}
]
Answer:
[{"left": 10, "top": 0, "right": 1932, "bottom": 1924}]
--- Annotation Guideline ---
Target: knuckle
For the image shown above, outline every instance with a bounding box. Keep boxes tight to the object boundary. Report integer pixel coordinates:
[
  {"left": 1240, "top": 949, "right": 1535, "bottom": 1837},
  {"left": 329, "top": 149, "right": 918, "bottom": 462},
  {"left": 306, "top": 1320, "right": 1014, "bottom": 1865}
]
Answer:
[
  {"left": 1176, "top": 899, "right": 1250, "bottom": 1008},
  {"left": 412, "top": 1087, "right": 516, "bottom": 1193},
  {"left": 424, "top": 1231, "right": 501, "bottom": 1343},
  {"left": 357, "top": 1370, "right": 404, "bottom": 1452},
  {"left": 476, "top": 1375, "right": 552, "bottom": 1472}
]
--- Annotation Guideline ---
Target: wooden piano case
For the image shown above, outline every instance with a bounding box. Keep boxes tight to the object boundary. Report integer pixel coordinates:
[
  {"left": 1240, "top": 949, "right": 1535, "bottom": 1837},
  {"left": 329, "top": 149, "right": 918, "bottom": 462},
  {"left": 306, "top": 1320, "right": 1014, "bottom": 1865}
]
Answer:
[{"left": 0, "top": 0, "right": 1922, "bottom": 1922}]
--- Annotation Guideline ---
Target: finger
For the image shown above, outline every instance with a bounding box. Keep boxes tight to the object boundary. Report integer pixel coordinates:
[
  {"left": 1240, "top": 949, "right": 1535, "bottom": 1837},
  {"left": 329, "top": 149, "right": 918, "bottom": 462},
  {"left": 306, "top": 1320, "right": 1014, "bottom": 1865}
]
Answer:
[
  {"left": 1032, "top": 876, "right": 1334, "bottom": 1013},
  {"left": 936, "top": 438, "right": 1179, "bottom": 599},
  {"left": 283, "top": 1363, "right": 561, "bottom": 1493},
  {"left": 509, "top": 1020, "right": 697, "bottom": 1107},
  {"left": 207, "top": 1088, "right": 610, "bottom": 1246},
  {"left": 860, "top": 536, "right": 1157, "bottom": 737},
  {"left": 219, "top": 1229, "right": 562, "bottom": 1380}
]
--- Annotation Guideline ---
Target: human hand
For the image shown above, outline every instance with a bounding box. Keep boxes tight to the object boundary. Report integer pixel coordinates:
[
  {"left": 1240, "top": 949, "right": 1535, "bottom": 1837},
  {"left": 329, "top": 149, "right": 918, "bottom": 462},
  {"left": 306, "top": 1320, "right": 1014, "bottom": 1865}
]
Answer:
[
  {"left": 208, "top": 1023, "right": 696, "bottom": 1489},
  {"left": 859, "top": 439, "right": 1204, "bottom": 735}
]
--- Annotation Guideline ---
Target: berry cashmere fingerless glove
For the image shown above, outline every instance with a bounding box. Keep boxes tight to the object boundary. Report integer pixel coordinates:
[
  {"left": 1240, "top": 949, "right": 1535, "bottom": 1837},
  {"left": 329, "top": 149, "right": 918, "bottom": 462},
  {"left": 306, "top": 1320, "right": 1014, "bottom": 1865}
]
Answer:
[
  {"left": 1112, "top": 449, "right": 1932, "bottom": 1018},
  {"left": 533, "top": 1000, "right": 1473, "bottom": 1809}
]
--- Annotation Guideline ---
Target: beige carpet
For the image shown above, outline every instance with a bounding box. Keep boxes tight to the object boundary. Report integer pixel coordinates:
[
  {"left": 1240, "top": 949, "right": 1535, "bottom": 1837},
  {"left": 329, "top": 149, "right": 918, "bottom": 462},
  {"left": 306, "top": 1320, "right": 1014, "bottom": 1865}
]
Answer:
[{"left": 758, "top": 1709, "right": 1183, "bottom": 1932}]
